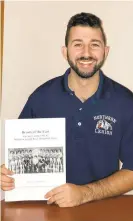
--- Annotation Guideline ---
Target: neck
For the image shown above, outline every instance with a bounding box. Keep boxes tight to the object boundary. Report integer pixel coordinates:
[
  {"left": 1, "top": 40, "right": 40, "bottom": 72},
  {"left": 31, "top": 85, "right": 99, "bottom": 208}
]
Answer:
[{"left": 68, "top": 69, "right": 100, "bottom": 102}]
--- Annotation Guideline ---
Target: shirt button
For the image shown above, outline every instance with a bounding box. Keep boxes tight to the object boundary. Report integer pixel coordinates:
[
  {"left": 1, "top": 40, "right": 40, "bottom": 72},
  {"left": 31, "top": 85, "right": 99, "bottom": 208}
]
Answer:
[
  {"left": 70, "top": 93, "right": 73, "bottom": 96},
  {"left": 79, "top": 108, "right": 82, "bottom": 111},
  {"left": 78, "top": 122, "right": 82, "bottom": 126}
]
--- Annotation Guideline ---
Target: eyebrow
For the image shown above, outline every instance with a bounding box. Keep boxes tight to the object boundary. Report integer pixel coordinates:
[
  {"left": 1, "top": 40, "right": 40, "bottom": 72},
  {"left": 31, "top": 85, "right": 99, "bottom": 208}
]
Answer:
[
  {"left": 71, "top": 39, "right": 83, "bottom": 44},
  {"left": 71, "top": 39, "right": 103, "bottom": 44},
  {"left": 91, "top": 39, "right": 103, "bottom": 44}
]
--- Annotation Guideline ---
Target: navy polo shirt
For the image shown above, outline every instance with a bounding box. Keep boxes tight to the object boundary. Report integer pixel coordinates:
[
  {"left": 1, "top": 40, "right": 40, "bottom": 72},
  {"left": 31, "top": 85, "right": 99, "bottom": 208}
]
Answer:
[{"left": 19, "top": 68, "right": 133, "bottom": 185}]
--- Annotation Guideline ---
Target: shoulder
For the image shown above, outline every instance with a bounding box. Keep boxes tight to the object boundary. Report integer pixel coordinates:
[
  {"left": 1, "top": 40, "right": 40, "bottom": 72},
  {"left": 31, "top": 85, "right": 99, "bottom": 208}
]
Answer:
[
  {"left": 28, "top": 75, "right": 63, "bottom": 102},
  {"left": 32, "top": 75, "right": 63, "bottom": 95},
  {"left": 104, "top": 75, "right": 133, "bottom": 100},
  {"left": 104, "top": 75, "right": 133, "bottom": 118}
]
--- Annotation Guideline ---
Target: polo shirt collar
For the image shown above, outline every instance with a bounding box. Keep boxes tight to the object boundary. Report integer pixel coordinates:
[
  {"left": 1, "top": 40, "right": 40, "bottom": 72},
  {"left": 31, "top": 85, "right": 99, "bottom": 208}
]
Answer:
[{"left": 63, "top": 68, "right": 105, "bottom": 100}]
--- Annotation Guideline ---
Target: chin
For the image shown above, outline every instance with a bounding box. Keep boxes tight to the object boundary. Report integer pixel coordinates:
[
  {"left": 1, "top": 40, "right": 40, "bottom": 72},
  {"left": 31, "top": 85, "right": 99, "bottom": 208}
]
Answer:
[{"left": 77, "top": 73, "right": 95, "bottom": 79}]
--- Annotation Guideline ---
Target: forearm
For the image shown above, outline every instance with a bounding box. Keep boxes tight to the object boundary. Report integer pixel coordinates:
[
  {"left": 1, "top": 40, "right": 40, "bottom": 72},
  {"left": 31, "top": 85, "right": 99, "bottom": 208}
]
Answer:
[{"left": 82, "top": 169, "right": 133, "bottom": 203}]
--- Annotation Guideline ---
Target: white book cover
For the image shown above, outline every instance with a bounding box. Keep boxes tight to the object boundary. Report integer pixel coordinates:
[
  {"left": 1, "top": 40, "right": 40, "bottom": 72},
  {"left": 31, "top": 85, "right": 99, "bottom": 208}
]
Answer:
[{"left": 5, "top": 118, "right": 66, "bottom": 202}]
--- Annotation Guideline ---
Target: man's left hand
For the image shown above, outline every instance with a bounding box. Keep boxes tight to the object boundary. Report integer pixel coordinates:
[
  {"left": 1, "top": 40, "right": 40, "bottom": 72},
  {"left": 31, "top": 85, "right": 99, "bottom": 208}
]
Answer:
[{"left": 45, "top": 183, "right": 90, "bottom": 207}]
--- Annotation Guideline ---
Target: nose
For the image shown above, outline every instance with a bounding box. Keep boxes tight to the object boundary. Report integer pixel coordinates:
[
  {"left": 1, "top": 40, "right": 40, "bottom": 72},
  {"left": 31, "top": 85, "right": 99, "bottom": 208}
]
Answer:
[{"left": 82, "top": 45, "right": 92, "bottom": 57}]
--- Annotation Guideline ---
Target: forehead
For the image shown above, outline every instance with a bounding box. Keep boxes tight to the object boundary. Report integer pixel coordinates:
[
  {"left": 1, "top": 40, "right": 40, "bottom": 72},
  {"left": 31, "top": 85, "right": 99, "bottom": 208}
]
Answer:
[{"left": 68, "top": 26, "right": 104, "bottom": 43}]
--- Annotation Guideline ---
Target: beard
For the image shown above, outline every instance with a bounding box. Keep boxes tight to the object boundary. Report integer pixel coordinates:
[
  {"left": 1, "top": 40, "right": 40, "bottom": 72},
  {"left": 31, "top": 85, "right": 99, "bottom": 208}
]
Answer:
[{"left": 67, "top": 52, "right": 105, "bottom": 79}]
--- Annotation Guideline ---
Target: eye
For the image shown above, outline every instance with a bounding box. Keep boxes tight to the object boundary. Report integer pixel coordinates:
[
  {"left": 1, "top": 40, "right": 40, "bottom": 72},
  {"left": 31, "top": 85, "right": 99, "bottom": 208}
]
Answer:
[
  {"left": 91, "top": 43, "right": 100, "bottom": 48},
  {"left": 74, "top": 43, "right": 82, "bottom": 47}
]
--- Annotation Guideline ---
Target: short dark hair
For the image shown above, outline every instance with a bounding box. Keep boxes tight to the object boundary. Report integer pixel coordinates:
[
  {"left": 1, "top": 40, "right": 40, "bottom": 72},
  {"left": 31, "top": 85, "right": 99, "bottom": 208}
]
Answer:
[{"left": 65, "top": 12, "right": 107, "bottom": 46}]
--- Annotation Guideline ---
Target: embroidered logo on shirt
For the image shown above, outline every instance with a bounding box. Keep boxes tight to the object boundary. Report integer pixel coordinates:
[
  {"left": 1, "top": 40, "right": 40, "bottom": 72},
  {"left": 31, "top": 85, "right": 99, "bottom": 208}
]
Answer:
[{"left": 94, "top": 115, "right": 117, "bottom": 136}]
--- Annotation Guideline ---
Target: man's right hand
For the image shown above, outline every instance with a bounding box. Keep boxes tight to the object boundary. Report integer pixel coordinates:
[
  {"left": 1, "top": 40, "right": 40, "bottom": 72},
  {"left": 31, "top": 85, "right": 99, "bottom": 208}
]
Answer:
[{"left": 0, "top": 164, "right": 15, "bottom": 191}]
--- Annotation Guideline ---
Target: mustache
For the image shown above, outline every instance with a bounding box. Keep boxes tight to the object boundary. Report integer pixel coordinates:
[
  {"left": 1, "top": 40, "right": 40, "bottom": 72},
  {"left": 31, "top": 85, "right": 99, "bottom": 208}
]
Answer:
[{"left": 77, "top": 57, "right": 96, "bottom": 61}]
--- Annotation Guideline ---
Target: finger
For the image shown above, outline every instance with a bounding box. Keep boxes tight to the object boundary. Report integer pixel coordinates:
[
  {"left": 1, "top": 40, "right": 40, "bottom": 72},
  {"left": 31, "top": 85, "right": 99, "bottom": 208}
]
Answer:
[
  {"left": 1, "top": 181, "right": 15, "bottom": 188},
  {"left": 1, "top": 175, "right": 15, "bottom": 183},
  {"left": 1, "top": 186, "right": 15, "bottom": 191},
  {"left": 58, "top": 202, "right": 73, "bottom": 208},
  {"left": 47, "top": 196, "right": 56, "bottom": 204},
  {"left": 47, "top": 198, "right": 53, "bottom": 205},
  {"left": 47, "top": 194, "right": 64, "bottom": 204},
  {"left": 58, "top": 202, "right": 68, "bottom": 207},
  {"left": 56, "top": 198, "right": 65, "bottom": 206},
  {"left": 1, "top": 166, "right": 14, "bottom": 176},
  {"left": 45, "top": 186, "right": 63, "bottom": 198},
  {"left": 1, "top": 164, "right": 5, "bottom": 168}
]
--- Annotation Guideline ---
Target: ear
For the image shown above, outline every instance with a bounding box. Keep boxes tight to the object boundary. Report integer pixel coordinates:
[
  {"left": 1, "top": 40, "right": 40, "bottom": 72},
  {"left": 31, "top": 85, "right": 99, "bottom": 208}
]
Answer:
[
  {"left": 105, "top": 46, "right": 110, "bottom": 59},
  {"left": 61, "top": 46, "right": 68, "bottom": 61}
]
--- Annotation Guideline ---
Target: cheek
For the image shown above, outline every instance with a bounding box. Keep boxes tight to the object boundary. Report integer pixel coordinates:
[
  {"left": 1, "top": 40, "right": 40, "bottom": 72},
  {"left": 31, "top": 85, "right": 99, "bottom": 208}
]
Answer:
[
  {"left": 95, "top": 51, "right": 105, "bottom": 60},
  {"left": 68, "top": 48, "right": 82, "bottom": 59}
]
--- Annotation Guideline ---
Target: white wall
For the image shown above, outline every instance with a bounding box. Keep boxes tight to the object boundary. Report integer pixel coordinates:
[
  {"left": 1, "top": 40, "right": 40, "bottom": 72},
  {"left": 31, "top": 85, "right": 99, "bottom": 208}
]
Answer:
[{"left": 1, "top": 1, "right": 133, "bottom": 196}]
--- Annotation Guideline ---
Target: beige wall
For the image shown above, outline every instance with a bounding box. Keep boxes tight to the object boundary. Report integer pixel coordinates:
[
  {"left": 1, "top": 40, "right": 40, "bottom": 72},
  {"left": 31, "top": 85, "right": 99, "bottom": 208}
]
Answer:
[
  {"left": 0, "top": 2, "right": 1, "bottom": 98},
  {"left": 2, "top": 1, "right": 133, "bottom": 119},
  {"left": 1, "top": 1, "right": 133, "bottom": 195},
  {"left": 0, "top": 0, "right": 4, "bottom": 104}
]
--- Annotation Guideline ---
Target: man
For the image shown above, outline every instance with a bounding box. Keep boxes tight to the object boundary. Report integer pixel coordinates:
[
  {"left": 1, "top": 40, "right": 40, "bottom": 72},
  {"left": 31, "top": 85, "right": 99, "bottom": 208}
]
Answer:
[
  {"left": 1, "top": 12, "right": 133, "bottom": 207},
  {"left": 32, "top": 155, "right": 39, "bottom": 173}
]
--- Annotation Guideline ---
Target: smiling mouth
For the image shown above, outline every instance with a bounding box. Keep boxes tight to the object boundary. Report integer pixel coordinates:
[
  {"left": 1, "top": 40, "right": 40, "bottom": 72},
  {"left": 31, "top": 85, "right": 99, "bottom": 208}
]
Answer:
[
  {"left": 77, "top": 59, "right": 96, "bottom": 67},
  {"left": 78, "top": 60, "right": 94, "bottom": 65}
]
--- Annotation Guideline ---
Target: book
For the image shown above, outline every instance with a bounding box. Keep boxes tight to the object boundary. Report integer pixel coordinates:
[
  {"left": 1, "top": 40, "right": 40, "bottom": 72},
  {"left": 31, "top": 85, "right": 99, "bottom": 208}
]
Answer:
[{"left": 5, "top": 118, "right": 66, "bottom": 202}]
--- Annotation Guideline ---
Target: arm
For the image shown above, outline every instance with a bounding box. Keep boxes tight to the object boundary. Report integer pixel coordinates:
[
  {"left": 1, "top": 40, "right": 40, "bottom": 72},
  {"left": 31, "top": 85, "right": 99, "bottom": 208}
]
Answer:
[
  {"left": 84, "top": 169, "right": 133, "bottom": 202},
  {"left": 45, "top": 169, "right": 133, "bottom": 207},
  {"left": 85, "top": 115, "right": 133, "bottom": 202}
]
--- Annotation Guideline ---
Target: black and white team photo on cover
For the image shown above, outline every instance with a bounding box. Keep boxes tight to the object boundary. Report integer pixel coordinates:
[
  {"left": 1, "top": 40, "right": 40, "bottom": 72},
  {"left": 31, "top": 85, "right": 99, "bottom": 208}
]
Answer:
[{"left": 8, "top": 147, "right": 63, "bottom": 174}]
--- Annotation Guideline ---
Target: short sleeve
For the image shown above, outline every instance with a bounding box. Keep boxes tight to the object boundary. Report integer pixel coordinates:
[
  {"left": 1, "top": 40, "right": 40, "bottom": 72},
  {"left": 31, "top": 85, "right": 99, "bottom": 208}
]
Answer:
[{"left": 120, "top": 115, "right": 133, "bottom": 171}]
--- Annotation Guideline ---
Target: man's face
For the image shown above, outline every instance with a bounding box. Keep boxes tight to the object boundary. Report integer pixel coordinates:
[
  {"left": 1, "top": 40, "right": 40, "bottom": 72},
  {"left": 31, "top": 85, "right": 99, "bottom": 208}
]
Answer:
[{"left": 63, "top": 26, "right": 109, "bottom": 79}]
